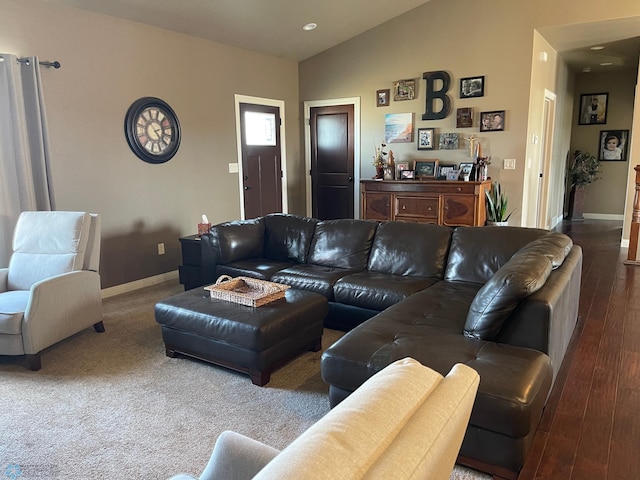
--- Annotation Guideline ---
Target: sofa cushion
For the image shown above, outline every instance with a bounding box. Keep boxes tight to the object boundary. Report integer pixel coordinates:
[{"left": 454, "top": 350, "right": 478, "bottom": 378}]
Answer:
[
  {"left": 515, "top": 232, "right": 573, "bottom": 269},
  {"left": 445, "top": 226, "right": 549, "bottom": 284},
  {"left": 263, "top": 214, "right": 318, "bottom": 264},
  {"left": 333, "top": 272, "right": 438, "bottom": 311},
  {"left": 307, "top": 219, "right": 378, "bottom": 270},
  {"left": 216, "top": 259, "right": 294, "bottom": 281},
  {"left": 464, "top": 251, "right": 553, "bottom": 340},
  {"left": 271, "top": 264, "right": 360, "bottom": 300},
  {"left": 212, "top": 218, "right": 265, "bottom": 264},
  {"left": 368, "top": 222, "right": 452, "bottom": 277}
]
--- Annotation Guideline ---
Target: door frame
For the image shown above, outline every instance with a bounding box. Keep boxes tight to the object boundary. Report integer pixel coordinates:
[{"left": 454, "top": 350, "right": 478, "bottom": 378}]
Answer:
[
  {"left": 234, "top": 94, "right": 288, "bottom": 219},
  {"left": 536, "top": 89, "right": 556, "bottom": 229},
  {"left": 304, "top": 97, "right": 361, "bottom": 218}
]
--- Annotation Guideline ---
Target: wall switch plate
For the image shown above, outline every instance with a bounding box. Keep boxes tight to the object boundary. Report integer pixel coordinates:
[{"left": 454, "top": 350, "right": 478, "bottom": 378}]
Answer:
[
  {"left": 157, "top": 243, "right": 165, "bottom": 255},
  {"left": 504, "top": 158, "right": 516, "bottom": 170},
  {"left": 228, "top": 163, "right": 239, "bottom": 173}
]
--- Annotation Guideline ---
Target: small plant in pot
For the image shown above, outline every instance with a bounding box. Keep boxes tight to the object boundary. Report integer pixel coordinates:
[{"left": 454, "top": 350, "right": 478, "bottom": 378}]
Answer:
[{"left": 485, "top": 181, "right": 513, "bottom": 226}]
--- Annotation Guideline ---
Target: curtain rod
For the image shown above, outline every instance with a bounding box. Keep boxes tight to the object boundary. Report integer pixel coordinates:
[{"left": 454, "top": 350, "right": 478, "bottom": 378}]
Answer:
[{"left": 17, "top": 58, "right": 61, "bottom": 69}]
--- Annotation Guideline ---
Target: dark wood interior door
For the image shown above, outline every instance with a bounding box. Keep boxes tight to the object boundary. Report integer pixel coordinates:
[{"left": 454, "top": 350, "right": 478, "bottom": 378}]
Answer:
[
  {"left": 310, "top": 104, "right": 354, "bottom": 220},
  {"left": 239, "top": 103, "right": 282, "bottom": 219}
]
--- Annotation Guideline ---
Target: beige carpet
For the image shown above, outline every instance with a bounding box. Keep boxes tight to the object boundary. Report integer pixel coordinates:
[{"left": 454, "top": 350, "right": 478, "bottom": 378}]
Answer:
[{"left": 0, "top": 280, "right": 490, "bottom": 479}]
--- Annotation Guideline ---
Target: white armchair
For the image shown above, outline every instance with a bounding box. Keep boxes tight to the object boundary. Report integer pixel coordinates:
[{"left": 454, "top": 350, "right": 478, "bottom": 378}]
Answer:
[{"left": 0, "top": 211, "right": 104, "bottom": 370}]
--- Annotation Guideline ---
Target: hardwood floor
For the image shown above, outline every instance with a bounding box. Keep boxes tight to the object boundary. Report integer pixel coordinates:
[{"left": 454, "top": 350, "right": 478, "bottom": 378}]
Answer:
[{"left": 519, "top": 219, "right": 640, "bottom": 480}]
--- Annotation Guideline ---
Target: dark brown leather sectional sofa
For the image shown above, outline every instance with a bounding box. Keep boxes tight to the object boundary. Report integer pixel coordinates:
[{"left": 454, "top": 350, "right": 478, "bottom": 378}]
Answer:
[{"left": 199, "top": 213, "right": 582, "bottom": 479}]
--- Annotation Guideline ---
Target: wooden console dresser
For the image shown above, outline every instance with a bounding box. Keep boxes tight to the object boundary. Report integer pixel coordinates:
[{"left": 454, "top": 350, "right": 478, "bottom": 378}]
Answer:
[{"left": 361, "top": 179, "right": 491, "bottom": 226}]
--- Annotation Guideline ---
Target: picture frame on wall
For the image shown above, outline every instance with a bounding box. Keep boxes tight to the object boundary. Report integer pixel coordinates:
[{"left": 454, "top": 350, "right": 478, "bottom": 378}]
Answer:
[
  {"left": 598, "top": 129, "right": 629, "bottom": 161},
  {"left": 393, "top": 79, "right": 416, "bottom": 101},
  {"left": 456, "top": 107, "right": 473, "bottom": 128},
  {"left": 376, "top": 89, "right": 390, "bottom": 107},
  {"left": 414, "top": 159, "right": 438, "bottom": 179},
  {"left": 385, "top": 113, "right": 414, "bottom": 143},
  {"left": 417, "top": 128, "right": 435, "bottom": 150},
  {"left": 480, "top": 110, "right": 505, "bottom": 132},
  {"left": 459, "top": 76, "right": 484, "bottom": 98},
  {"left": 579, "top": 93, "right": 608, "bottom": 125},
  {"left": 439, "top": 133, "right": 459, "bottom": 150}
]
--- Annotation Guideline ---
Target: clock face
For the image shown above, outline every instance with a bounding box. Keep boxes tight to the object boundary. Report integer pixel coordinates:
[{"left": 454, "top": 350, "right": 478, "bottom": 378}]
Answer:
[{"left": 125, "top": 97, "right": 181, "bottom": 163}]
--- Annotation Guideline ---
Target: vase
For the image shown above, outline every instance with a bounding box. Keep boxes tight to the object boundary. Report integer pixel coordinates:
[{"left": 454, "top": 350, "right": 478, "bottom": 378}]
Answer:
[
  {"left": 567, "top": 186, "right": 585, "bottom": 220},
  {"left": 375, "top": 165, "right": 384, "bottom": 179},
  {"left": 486, "top": 221, "right": 509, "bottom": 226}
]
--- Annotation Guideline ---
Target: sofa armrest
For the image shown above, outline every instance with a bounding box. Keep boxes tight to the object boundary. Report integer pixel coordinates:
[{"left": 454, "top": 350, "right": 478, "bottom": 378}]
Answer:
[
  {"left": 495, "top": 245, "right": 582, "bottom": 383},
  {"left": 197, "top": 431, "right": 279, "bottom": 480},
  {"left": 21, "top": 270, "right": 103, "bottom": 354},
  {"left": 0, "top": 268, "right": 7, "bottom": 292}
]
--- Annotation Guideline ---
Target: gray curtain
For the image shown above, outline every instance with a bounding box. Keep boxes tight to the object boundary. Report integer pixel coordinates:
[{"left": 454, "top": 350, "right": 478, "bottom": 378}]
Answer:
[{"left": 0, "top": 54, "right": 55, "bottom": 266}]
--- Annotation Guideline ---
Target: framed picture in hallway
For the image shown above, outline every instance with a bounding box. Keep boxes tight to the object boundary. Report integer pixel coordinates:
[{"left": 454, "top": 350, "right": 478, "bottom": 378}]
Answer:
[
  {"left": 578, "top": 93, "right": 608, "bottom": 125},
  {"left": 598, "top": 129, "right": 629, "bottom": 161}
]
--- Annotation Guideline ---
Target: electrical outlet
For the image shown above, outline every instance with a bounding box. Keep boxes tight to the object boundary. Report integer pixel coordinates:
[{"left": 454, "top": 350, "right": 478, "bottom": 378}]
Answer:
[
  {"left": 157, "top": 243, "right": 165, "bottom": 255},
  {"left": 504, "top": 158, "right": 516, "bottom": 170}
]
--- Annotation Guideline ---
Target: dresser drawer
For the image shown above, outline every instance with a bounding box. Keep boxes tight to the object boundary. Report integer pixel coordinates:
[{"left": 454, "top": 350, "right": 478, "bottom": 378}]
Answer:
[{"left": 394, "top": 195, "right": 439, "bottom": 219}]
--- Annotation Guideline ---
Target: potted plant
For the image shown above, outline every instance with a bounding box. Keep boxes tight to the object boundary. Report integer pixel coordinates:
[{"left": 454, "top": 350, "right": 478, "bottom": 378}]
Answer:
[
  {"left": 372, "top": 143, "right": 388, "bottom": 179},
  {"left": 566, "top": 150, "right": 600, "bottom": 220},
  {"left": 485, "top": 181, "right": 513, "bottom": 226}
]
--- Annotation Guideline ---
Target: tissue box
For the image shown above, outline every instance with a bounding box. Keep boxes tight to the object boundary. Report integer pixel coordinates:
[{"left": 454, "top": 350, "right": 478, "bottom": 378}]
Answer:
[{"left": 197, "top": 223, "right": 211, "bottom": 235}]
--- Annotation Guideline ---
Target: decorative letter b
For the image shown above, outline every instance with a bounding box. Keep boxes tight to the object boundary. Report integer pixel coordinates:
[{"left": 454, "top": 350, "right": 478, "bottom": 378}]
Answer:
[{"left": 422, "top": 71, "right": 452, "bottom": 120}]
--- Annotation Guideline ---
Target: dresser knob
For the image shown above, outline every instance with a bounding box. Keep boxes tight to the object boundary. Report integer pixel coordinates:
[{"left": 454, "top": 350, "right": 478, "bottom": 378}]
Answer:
[{"left": 457, "top": 187, "right": 462, "bottom": 192}]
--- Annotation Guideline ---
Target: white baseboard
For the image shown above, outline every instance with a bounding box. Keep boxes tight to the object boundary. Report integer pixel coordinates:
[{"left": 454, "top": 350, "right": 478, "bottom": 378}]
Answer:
[
  {"left": 101, "top": 270, "right": 179, "bottom": 298},
  {"left": 582, "top": 213, "right": 625, "bottom": 221}
]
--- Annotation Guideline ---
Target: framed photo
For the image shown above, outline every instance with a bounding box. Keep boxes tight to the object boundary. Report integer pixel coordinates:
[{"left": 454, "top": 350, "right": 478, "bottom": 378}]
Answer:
[
  {"left": 385, "top": 113, "right": 413, "bottom": 143},
  {"left": 480, "top": 110, "right": 505, "bottom": 132},
  {"left": 460, "top": 76, "right": 484, "bottom": 98},
  {"left": 599, "top": 129, "right": 629, "bottom": 161},
  {"left": 456, "top": 107, "right": 473, "bottom": 128},
  {"left": 393, "top": 79, "right": 416, "bottom": 101},
  {"left": 414, "top": 160, "right": 438, "bottom": 179},
  {"left": 579, "top": 93, "right": 608, "bottom": 125},
  {"left": 459, "top": 162, "right": 474, "bottom": 180},
  {"left": 438, "top": 164, "right": 457, "bottom": 180},
  {"left": 396, "top": 162, "right": 410, "bottom": 178},
  {"left": 417, "top": 128, "right": 435, "bottom": 150},
  {"left": 376, "top": 89, "right": 390, "bottom": 107},
  {"left": 439, "top": 133, "right": 459, "bottom": 150},
  {"left": 400, "top": 169, "right": 415, "bottom": 180}
]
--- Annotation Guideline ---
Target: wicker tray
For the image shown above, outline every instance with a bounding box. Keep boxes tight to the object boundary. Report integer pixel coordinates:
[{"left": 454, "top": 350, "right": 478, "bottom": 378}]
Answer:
[{"left": 204, "top": 275, "right": 290, "bottom": 307}]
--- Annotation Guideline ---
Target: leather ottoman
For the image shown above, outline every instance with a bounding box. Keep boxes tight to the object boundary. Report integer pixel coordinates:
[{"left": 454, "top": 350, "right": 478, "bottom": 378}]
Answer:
[{"left": 154, "top": 288, "right": 328, "bottom": 385}]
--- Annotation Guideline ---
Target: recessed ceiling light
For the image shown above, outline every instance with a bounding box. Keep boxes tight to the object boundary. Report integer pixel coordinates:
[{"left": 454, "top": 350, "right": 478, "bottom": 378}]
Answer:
[
  {"left": 582, "top": 67, "right": 591, "bottom": 72},
  {"left": 303, "top": 23, "right": 317, "bottom": 31},
  {"left": 590, "top": 46, "right": 605, "bottom": 50},
  {"left": 600, "top": 62, "right": 613, "bottom": 66}
]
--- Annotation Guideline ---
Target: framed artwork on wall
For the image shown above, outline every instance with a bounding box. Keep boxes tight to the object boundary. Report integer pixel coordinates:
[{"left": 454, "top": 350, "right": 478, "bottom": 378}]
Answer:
[
  {"left": 456, "top": 107, "right": 473, "bottom": 128},
  {"left": 579, "top": 93, "right": 608, "bottom": 125},
  {"left": 598, "top": 129, "right": 629, "bottom": 161},
  {"left": 376, "top": 89, "right": 390, "bottom": 107},
  {"left": 459, "top": 76, "right": 484, "bottom": 98},
  {"left": 480, "top": 110, "right": 505, "bottom": 132},
  {"left": 417, "top": 128, "right": 435, "bottom": 150},
  {"left": 385, "top": 113, "right": 414, "bottom": 143},
  {"left": 393, "top": 79, "right": 416, "bottom": 101},
  {"left": 439, "top": 133, "right": 459, "bottom": 149}
]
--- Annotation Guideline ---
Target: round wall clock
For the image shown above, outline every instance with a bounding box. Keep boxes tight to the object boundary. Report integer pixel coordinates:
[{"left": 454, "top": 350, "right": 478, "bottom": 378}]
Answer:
[{"left": 124, "top": 97, "right": 181, "bottom": 164}]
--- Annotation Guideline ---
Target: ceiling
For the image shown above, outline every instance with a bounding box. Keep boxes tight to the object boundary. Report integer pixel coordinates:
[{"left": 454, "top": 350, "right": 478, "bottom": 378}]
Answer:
[
  {"left": 44, "top": 0, "right": 433, "bottom": 61},
  {"left": 539, "top": 18, "right": 640, "bottom": 74},
  {"left": 43, "top": 1, "right": 640, "bottom": 70}
]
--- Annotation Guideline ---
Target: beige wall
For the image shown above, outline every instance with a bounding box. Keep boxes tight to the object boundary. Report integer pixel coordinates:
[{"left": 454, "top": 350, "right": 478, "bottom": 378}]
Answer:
[
  {"left": 299, "top": 0, "right": 640, "bottom": 227},
  {"left": 0, "top": 0, "right": 301, "bottom": 288},
  {"left": 570, "top": 71, "right": 637, "bottom": 217}
]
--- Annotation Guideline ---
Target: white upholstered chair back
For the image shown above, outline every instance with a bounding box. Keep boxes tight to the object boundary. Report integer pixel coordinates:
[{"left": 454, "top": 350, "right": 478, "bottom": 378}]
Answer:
[{"left": 7, "top": 211, "right": 99, "bottom": 291}]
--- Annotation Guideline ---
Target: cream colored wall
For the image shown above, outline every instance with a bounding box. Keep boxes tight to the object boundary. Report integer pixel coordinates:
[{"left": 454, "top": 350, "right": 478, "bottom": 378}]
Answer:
[
  {"left": 0, "top": 0, "right": 300, "bottom": 287},
  {"left": 299, "top": 0, "right": 640, "bottom": 228},
  {"left": 570, "top": 71, "right": 637, "bottom": 218}
]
